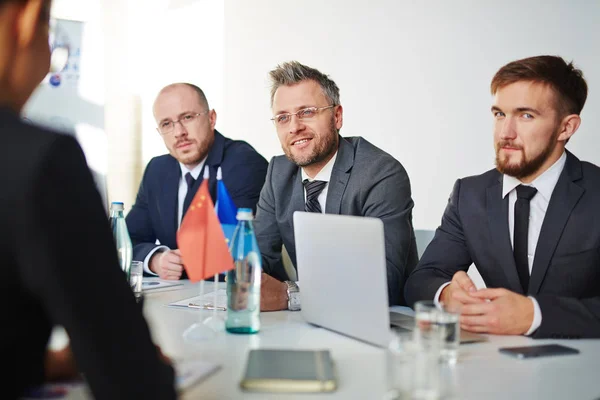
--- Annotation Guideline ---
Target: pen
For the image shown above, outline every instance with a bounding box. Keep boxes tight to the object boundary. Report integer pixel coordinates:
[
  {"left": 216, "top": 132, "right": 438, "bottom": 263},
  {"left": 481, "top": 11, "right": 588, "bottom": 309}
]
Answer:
[{"left": 188, "top": 303, "right": 227, "bottom": 311}]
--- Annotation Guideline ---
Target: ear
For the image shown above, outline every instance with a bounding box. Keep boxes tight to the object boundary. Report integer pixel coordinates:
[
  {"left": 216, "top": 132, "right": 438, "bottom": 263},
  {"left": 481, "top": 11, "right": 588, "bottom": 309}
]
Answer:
[
  {"left": 15, "top": 0, "right": 45, "bottom": 49},
  {"left": 557, "top": 114, "right": 581, "bottom": 142},
  {"left": 334, "top": 105, "right": 343, "bottom": 130},
  {"left": 209, "top": 109, "right": 217, "bottom": 130}
]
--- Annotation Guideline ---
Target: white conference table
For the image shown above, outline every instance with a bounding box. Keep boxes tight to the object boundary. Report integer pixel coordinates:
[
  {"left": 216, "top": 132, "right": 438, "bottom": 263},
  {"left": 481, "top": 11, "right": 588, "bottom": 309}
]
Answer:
[
  {"left": 57, "top": 280, "right": 600, "bottom": 399},
  {"left": 141, "top": 281, "right": 600, "bottom": 400}
]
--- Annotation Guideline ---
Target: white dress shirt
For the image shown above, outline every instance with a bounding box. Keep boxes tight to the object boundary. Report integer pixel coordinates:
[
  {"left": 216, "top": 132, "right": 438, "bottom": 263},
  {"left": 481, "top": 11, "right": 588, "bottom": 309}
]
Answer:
[
  {"left": 300, "top": 151, "right": 338, "bottom": 212},
  {"left": 434, "top": 151, "right": 567, "bottom": 335},
  {"left": 143, "top": 158, "right": 207, "bottom": 275}
]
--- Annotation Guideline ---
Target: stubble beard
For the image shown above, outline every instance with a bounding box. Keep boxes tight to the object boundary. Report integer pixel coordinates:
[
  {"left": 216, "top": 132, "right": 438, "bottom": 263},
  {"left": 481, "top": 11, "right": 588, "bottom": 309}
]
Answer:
[{"left": 284, "top": 117, "right": 339, "bottom": 167}]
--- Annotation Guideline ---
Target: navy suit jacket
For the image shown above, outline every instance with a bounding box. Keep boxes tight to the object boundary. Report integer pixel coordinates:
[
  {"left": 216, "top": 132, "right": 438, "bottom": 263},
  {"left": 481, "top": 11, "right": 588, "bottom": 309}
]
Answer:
[
  {"left": 126, "top": 130, "right": 268, "bottom": 266},
  {"left": 405, "top": 151, "right": 600, "bottom": 338}
]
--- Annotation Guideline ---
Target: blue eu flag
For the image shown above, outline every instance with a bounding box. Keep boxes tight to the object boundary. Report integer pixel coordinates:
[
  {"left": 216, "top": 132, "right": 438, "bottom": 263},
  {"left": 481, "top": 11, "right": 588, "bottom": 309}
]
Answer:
[{"left": 215, "top": 167, "right": 238, "bottom": 247}]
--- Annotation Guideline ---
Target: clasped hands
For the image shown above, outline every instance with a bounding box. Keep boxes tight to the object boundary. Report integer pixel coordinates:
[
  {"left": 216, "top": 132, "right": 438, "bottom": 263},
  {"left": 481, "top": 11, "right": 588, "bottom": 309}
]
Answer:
[{"left": 439, "top": 271, "right": 534, "bottom": 335}]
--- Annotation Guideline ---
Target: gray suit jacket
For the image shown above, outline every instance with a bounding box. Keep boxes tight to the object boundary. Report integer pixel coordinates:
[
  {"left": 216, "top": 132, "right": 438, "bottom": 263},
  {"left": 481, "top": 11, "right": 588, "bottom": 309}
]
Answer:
[
  {"left": 254, "top": 136, "right": 418, "bottom": 305},
  {"left": 405, "top": 151, "right": 600, "bottom": 338}
]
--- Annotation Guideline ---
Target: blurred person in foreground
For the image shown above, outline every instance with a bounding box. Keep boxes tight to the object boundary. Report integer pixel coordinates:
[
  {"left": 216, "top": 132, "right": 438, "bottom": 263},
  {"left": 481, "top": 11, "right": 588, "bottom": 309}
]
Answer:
[{"left": 0, "top": 0, "right": 177, "bottom": 398}]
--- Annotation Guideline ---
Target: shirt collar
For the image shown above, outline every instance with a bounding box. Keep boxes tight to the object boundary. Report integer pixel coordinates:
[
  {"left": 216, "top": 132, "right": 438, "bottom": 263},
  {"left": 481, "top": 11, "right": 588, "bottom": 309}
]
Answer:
[
  {"left": 301, "top": 151, "right": 338, "bottom": 183},
  {"left": 179, "top": 156, "right": 208, "bottom": 181},
  {"left": 502, "top": 151, "right": 567, "bottom": 201}
]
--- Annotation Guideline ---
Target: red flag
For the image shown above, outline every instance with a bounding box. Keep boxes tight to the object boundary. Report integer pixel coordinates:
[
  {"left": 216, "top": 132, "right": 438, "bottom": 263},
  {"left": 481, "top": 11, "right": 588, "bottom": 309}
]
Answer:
[{"left": 177, "top": 179, "right": 234, "bottom": 281}]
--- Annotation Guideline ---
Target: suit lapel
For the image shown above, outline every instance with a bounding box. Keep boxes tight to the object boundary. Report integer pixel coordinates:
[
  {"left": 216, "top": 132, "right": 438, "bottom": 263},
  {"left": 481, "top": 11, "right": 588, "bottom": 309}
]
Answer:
[
  {"left": 325, "top": 136, "right": 353, "bottom": 214},
  {"left": 486, "top": 178, "right": 523, "bottom": 293},
  {"left": 205, "top": 130, "right": 225, "bottom": 204},
  {"left": 291, "top": 169, "right": 305, "bottom": 213},
  {"left": 529, "top": 152, "right": 584, "bottom": 294},
  {"left": 159, "top": 158, "right": 180, "bottom": 240}
]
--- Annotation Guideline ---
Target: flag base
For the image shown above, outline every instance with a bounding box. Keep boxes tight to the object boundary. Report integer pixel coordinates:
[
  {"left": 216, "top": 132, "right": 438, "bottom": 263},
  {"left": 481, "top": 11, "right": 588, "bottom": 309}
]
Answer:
[
  {"left": 182, "top": 322, "right": 217, "bottom": 342},
  {"left": 203, "top": 315, "right": 225, "bottom": 332}
]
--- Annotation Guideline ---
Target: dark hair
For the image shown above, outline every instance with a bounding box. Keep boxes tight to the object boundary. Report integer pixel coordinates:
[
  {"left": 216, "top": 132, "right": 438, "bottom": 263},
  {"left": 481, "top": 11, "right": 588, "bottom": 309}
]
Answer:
[
  {"left": 491, "top": 55, "right": 588, "bottom": 117},
  {"left": 0, "top": 0, "right": 28, "bottom": 6}
]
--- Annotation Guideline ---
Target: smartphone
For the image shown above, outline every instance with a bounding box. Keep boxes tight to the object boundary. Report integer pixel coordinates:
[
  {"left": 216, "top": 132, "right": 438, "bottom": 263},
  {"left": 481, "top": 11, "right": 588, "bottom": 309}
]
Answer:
[{"left": 499, "top": 344, "right": 579, "bottom": 359}]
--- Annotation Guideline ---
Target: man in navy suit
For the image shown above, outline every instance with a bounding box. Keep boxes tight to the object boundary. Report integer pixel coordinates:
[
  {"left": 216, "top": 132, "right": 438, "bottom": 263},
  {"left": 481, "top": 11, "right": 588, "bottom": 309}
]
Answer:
[
  {"left": 126, "top": 83, "right": 268, "bottom": 280},
  {"left": 405, "top": 55, "right": 600, "bottom": 338}
]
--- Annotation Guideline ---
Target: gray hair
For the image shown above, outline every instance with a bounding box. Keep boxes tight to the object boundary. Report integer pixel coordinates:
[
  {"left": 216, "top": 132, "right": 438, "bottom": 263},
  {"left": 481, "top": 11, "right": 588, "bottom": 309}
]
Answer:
[{"left": 269, "top": 61, "right": 340, "bottom": 107}]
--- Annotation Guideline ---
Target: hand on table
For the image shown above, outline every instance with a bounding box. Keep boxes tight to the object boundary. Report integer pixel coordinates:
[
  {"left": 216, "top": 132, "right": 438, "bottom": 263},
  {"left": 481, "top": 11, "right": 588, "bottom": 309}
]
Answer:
[
  {"left": 260, "top": 273, "right": 288, "bottom": 312},
  {"left": 150, "top": 249, "right": 184, "bottom": 280}
]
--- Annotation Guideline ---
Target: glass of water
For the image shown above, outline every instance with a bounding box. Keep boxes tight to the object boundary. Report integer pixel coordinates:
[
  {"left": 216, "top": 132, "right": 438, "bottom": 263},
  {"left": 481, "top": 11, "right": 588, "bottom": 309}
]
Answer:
[
  {"left": 386, "top": 332, "right": 443, "bottom": 399},
  {"left": 414, "top": 300, "right": 460, "bottom": 365},
  {"left": 129, "top": 260, "right": 143, "bottom": 300}
]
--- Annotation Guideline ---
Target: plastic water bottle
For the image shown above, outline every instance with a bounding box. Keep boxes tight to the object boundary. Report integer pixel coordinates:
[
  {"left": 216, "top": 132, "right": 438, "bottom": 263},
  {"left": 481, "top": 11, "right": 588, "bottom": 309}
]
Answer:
[
  {"left": 226, "top": 208, "right": 262, "bottom": 334},
  {"left": 109, "top": 201, "right": 133, "bottom": 281}
]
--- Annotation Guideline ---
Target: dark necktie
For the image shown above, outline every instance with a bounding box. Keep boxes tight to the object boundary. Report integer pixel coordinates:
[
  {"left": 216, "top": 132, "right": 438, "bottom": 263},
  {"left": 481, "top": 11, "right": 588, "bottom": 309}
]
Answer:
[
  {"left": 303, "top": 179, "right": 327, "bottom": 213},
  {"left": 182, "top": 172, "right": 197, "bottom": 218},
  {"left": 513, "top": 184, "right": 538, "bottom": 293}
]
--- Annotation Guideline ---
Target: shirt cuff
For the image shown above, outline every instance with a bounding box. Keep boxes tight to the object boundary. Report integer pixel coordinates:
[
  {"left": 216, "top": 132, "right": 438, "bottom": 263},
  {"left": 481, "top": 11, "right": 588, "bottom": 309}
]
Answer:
[
  {"left": 143, "top": 246, "right": 169, "bottom": 275},
  {"left": 434, "top": 282, "right": 452, "bottom": 307},
  {"left": 524, "top": 296, "right": 542, "bottom": 336}
]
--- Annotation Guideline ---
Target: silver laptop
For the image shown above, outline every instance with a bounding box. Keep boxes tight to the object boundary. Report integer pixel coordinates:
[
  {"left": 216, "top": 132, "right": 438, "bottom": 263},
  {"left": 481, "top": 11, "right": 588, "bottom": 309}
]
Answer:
[{"left": 293, "top": 211, "right": 487, "bottom": 348}]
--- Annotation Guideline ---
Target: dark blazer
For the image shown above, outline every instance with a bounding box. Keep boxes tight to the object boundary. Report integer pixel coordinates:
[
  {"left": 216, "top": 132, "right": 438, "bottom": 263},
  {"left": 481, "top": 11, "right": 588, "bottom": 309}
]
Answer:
[
  {"left": 405, "top": 150, "right": 600, "bottom": 338},
  {"left": 126, "top": 130, "right": 268, "bottom": 264},
  {"left": 253, "top": 136, "right": 418, "bottom": 305},
  {"left": 0, "top": 109, "right": 176, "bottom": 399}
]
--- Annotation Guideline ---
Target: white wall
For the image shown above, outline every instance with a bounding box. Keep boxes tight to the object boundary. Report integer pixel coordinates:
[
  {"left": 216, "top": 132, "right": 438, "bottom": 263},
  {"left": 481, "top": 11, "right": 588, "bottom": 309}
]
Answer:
[
  {"left": 223, "top": 0, "right": 600, "bottom": 230},
  {"left": 27, "top": 0, "right": 224, "bottom": 212}
]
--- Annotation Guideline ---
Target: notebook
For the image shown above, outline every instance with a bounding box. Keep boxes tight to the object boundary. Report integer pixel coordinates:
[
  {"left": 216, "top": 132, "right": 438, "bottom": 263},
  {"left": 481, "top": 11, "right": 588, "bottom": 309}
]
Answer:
[{"left": 240, "top": 349, "right": 337, "bottom": 393}]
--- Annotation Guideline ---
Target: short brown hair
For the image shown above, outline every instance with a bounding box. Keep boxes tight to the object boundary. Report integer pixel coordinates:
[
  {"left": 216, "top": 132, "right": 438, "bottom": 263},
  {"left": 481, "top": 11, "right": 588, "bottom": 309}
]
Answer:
[{"left": 491, "top": 55, "right": 588, "bottom": 117}]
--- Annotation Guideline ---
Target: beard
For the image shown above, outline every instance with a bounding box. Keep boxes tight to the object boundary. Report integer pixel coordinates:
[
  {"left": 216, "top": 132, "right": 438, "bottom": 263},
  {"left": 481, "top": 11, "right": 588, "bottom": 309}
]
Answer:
[
  {"left": 283, "top": 117, "right": 339, "bottom": 167},
  {"left": 173, "top": 134, "right": 214, "bottom": 166},
  {"left": 495, "top": 129, "right": 559, "bottom": 179}
]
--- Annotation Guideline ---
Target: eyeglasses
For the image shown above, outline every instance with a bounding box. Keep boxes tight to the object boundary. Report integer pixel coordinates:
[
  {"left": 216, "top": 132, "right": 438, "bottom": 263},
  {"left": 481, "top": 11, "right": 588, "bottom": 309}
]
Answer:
[
  {"left": 156, "top": 111, "right": 209, "bottom": 135},
  {"left": 271, "top": 105, "right": 336, "bottom": 127}
]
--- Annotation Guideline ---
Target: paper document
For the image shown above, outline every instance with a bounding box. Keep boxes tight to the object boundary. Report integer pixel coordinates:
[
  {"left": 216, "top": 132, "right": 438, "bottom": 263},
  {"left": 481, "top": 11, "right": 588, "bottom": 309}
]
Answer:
[
  {"left": 142, "top": 277, "right": 184, "bottom": 291},
  {"left": 176, "top": 359, "right": 221, "bottom": 392},
  {"left": 168, "top": 289, "right": 228, "bottom": 310}
]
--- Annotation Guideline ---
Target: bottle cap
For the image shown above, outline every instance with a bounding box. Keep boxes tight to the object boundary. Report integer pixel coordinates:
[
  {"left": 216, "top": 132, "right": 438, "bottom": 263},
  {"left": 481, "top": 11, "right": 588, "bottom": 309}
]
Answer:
[{"left": 236, "top": 207, "right": 253, "bottom": 221}]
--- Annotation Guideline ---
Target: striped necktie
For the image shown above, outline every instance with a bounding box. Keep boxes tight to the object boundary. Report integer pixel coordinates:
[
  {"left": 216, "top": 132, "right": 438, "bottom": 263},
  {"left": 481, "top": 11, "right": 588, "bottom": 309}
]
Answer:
[{"left": 303, "top": 179, "right": 327, "bottom": 213}]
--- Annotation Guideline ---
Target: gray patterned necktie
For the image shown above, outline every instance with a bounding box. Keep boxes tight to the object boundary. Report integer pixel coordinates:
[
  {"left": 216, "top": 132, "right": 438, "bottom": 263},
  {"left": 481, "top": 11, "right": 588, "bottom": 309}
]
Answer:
[{"left": 303, "top": 179, "right": 327, "bottom": 213}]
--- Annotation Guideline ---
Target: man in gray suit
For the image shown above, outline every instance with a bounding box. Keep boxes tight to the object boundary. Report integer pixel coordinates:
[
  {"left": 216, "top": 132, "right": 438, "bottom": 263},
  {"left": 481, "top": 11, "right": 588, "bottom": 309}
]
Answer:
[
  {"left": 405, "top": 55, "right": 600, "bottom": 338},
  {"left": 255, "top": 61, "right": 418, "bottom": 311}
]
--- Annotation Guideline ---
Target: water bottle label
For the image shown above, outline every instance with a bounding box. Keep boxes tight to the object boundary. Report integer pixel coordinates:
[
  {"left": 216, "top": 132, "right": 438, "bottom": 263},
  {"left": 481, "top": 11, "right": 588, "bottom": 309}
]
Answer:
[{"left": 228, "top": 251, "right": 261, "bottom": 311}]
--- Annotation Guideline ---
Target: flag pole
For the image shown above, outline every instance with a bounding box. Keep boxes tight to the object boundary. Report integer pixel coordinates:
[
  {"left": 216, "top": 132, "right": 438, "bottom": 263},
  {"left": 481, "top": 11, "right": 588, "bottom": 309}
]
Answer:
[
  {"left": 201, "top": 166, "right": 225, "bottom": 332},
  {"left": 213, "top": 167, "right": 224, "bottom": 322},
  {"left": 200, "top": 165, "right": 211, "bottom": 320},
  {"left": 202, "top": 165, "right": 210, "bottom": 311},
  {"left": 213, "top": 273, "right": 219, "bottom": 320},
  {"left": 182, "top": 166, "right": 216, "bottom": 342}
]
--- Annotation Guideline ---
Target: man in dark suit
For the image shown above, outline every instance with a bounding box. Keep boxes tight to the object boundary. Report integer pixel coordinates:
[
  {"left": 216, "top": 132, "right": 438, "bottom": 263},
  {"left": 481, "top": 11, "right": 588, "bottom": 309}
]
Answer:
[
  {"left": 405, "top": 55, "right": 600, "bottom": 338},
  {"left": 126, "top": 83, "right": 268, "bottom": 280},
  {"left": 254, "top": 61, "right": 418, "bottom": 310},
  {"left": 0, "top": 0, "right": 176, "bottom": 398}
]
